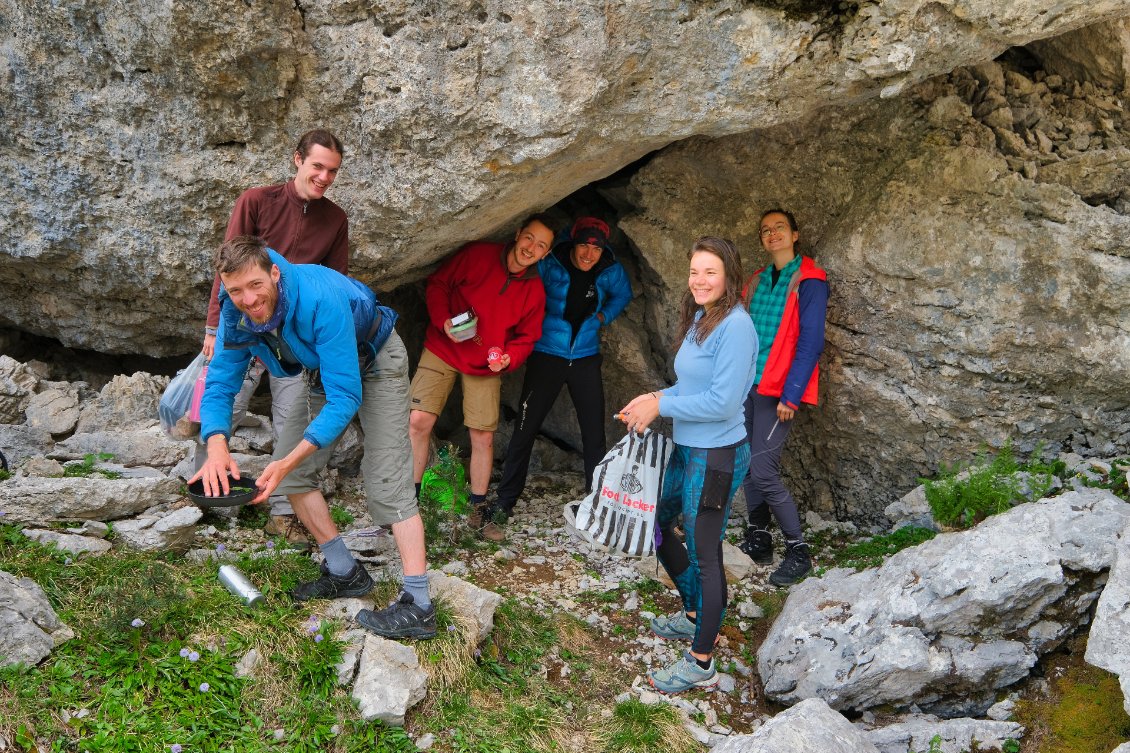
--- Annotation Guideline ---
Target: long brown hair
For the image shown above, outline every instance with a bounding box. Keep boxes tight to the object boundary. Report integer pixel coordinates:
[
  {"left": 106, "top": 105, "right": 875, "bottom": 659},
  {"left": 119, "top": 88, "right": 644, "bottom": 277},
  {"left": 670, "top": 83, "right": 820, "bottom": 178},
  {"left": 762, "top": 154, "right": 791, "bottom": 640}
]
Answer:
[{"left": 673, "top": 237, "right": 745, "bottom": 347}]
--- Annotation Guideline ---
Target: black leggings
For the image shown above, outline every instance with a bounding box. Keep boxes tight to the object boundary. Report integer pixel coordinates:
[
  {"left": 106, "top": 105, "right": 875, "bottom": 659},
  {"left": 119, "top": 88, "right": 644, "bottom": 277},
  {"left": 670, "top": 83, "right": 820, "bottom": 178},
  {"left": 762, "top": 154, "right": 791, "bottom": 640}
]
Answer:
[{"left": 496, "top": 352, "right": 606, "bottom": 509}]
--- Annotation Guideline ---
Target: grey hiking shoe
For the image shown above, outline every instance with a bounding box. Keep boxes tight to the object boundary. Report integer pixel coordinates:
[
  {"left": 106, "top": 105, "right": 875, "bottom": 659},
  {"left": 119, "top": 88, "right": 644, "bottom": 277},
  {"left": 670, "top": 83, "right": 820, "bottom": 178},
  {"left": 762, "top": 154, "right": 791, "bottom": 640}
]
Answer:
[
  {"left": 291, "top": 561, "right": 374, "bottom": 602},
  {"left": 650, "top": 611, "right": 696, "bottom": 641},
  {"left": 357, "top": 592, "right": 437, "bottom": 640},
  {"left": 769, "top": 541, "right": 812, "bottom": 587},
  {"left": 739, "top": 528, "right": 774, "bottom": 565},
  {"left": 648, "top": 651, "right": 717, "bottom": 694}
]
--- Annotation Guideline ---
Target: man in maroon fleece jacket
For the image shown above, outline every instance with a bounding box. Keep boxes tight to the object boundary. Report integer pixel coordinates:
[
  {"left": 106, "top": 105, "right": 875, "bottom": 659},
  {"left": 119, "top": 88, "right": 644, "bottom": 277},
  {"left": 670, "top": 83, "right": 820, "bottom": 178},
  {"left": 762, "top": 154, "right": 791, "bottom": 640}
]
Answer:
[
  {"left": 198, "top": 128, "right": 348, "bottom": 545},
  {"left": 409, "top": 214, "right": 556, "bottom": 537}
]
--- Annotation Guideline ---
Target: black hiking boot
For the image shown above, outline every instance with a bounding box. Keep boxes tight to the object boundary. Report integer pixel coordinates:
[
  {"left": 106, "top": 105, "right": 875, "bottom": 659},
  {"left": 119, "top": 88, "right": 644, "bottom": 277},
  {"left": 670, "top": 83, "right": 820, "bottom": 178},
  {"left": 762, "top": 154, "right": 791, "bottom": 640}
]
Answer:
[
  {"left": 356, "top": 592, "right": 437, "bottom": 640},
  {"left": 739, "top": 528, "right": 774, "bottom": 565},
  {"left": 291, "top": 561, "right": 374, "bottom": 602},
  {"left": 768, "top": 541, "right": 812, "bottom": 587}
]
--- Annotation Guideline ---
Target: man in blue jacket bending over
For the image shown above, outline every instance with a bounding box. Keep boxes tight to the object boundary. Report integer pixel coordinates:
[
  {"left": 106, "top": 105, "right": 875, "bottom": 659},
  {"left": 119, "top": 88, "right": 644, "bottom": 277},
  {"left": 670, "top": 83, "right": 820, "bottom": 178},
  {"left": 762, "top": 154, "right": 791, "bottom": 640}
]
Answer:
[
  {"left": 192, "top": 235, "right": 434, "bottom": 640},
  {"left": 486, "top": 217, "right": 633, "bottom": 540}
]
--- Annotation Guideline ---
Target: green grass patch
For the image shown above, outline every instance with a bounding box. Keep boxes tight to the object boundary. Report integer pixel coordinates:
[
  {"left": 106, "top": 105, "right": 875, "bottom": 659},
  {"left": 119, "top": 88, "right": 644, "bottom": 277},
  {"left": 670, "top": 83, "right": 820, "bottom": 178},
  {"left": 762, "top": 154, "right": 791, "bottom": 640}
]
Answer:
[
  {"left": 0, "top": 468, "right": 10, "bottom": 481},
  {"left": 0, "top": 527, "right": 413, "bottom": 752},
  {"left": 924, "top": 442, "right": 1061, "bottom": 529},
  {"left": 593, "top": 698, "right": 698, "bottom": 753},
  {"left": 831, "top": 526, "right": 937, "bottom": 571},
  {"left": 0, "top": 521, "right": 665, "bottom": 753}
]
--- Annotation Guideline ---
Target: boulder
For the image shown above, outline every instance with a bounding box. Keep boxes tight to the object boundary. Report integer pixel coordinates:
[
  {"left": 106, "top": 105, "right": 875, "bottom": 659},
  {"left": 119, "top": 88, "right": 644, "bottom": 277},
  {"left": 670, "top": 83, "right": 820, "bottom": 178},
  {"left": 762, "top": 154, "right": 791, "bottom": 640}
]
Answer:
[
  {"left": 1084, "top": 517, "right": 1130, "bottom": 715},
  {"left": 20, "top": 529, "right": 113, "bottom": 556},
  {"left": 351, "top": 634, "right": 428, "bottom": 726},
  {"left": 862, "top": 715, "right": 1025, "bottom": 753},
  {"left": 0, "top": 356, "right": 39, "bottom": 424},
  {"left": 0, "top": 424, "right": 54, "bottom": 470},
  {"left": 758, "top": 489, "right": 1130, "bottom": 716},
  {"left": 427, "top": 570, "right": 503, "bottom": 645},
  {"left": 23, "top": 388, "right": 80, "bottom": 436},
  {"left": 711, "top": 697, "right": 880, "bottom": 753},
  {"left": 113, "top": 505, "right": 204, "bottom": 552},
  {"left": 0, "top": 570, "right": 75, "bottom": 667},
  {"left": 50, "top": 427, "right": 193, "bottom": 468},
  {"left": 74, "top": 372, "right": 166, "bottom": 433},
  {"left": 0, "top": 475, "right": 184, "bottom": 523}
]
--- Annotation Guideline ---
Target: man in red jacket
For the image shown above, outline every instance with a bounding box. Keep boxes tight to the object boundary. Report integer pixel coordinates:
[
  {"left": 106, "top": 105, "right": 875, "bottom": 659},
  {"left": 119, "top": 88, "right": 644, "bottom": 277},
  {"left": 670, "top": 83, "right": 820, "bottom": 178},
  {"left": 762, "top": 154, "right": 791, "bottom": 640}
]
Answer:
[
  {"left": 409, "top": 215, "right": 556, "bottom": 533},
  {"left": 198, "top": 129, "right": 348, "bottom": 545}
]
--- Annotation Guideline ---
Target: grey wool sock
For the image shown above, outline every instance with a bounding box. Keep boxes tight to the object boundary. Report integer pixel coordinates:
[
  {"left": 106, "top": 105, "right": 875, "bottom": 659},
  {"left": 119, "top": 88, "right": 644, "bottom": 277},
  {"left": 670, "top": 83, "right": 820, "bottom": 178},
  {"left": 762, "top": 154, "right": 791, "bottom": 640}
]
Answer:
[
  {"left": 402, "top": 573, "right": 431, "bottom": 609},
  {"left": 320, "top": 535, "right": 356, "bottom": 577}
]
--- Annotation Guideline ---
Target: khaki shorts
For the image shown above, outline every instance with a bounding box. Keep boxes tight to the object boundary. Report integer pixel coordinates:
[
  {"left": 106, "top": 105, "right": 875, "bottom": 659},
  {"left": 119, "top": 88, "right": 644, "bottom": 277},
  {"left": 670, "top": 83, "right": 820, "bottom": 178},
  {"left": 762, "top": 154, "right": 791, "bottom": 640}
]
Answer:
[
  {"left": 274, "top": 331, "right": 419, "bottom": 526},
  {"left": 410, "top": 347, "right": 502, "bottom": 431}
]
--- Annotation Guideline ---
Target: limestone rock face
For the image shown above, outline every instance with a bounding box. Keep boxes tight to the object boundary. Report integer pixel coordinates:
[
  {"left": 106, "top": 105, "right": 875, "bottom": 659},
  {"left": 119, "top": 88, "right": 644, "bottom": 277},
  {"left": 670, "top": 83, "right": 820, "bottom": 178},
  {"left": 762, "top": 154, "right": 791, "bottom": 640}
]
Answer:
[
  {"left": 0, "top": 475, "right": 184, "bottom": 523},
  {"left": 3, "top": 0, "right": 1129, "bottom": 356},
  {"left": 757, "top": 489, "right": 1130, "bottom": 717},
  {"left": 1084, "top": 517, "right": 1130, "bottom": 715},
  {"left": 623, "top": 58, "right": 1130, "bottom": 520}
]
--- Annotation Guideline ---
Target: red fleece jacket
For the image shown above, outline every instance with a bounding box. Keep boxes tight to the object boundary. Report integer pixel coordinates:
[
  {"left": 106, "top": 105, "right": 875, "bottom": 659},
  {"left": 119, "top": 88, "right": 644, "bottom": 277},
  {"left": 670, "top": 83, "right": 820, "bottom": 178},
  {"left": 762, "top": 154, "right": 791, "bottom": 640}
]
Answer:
[{"left": 423, "top": 241, "right": 546, "bottom": 376}]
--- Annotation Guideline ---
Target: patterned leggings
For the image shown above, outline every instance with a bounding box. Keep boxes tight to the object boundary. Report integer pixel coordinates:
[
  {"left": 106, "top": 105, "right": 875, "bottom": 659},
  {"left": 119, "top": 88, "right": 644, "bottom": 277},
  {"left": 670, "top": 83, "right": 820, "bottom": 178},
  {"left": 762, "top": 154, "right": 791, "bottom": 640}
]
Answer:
[{"left": 656, "top": 441, "right": 750, "bottom": 655}]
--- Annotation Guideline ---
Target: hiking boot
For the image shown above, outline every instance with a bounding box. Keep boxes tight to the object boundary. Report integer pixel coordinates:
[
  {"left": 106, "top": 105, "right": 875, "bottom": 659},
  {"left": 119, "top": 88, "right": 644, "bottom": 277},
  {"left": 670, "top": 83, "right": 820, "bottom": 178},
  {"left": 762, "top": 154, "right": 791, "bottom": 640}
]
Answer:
[
  {"left": 467, "top": 503, "right": 488, "bottom": 530},
  {"left": 649, "top": 611, "right": 696, "bottom": 641},
  {"left": 739, "top": 528, "right": 774, "bottom": 565},
  {"left": 265, "top": 514, "right": 313, "bottom": 549},
  {"left": 291, "top": 561, "right": 374, "bottom": 602},
  {"left": 648, "top": 651, "right": 717, "bottom": 694},
  {"left": 480, "top": 505, "right": 509, "bottom": 542},
  {"left": 356, "top": 592, "right": 437, "bottom": 640},
  {"left": 768, "top": 541, "right": 812, "bottom": 587}
]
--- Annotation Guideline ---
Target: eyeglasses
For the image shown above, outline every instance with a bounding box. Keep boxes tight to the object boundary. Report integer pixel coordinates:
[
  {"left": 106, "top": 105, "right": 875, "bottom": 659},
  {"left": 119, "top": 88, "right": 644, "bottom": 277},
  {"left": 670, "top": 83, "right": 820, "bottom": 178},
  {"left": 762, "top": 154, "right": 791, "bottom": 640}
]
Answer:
[{"left": 760, "top": 223, "right": 792, "bottom": 238}]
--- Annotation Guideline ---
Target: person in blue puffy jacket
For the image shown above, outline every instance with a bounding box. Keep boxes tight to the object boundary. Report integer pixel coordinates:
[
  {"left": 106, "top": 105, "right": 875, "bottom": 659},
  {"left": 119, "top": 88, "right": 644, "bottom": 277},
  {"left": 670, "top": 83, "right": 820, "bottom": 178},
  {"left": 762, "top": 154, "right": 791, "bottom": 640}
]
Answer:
[
  {"left": 193, "top": 236, "right": 435, "bottom": 640},
  {"left": 485, "top": 217, "right": 633, "bottom": 541}
]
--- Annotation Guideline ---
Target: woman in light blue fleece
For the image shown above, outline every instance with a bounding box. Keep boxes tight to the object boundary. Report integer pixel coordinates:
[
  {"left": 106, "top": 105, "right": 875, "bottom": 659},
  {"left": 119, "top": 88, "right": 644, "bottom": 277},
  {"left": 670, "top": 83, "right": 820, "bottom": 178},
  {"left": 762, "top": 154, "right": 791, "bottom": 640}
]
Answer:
[{"left": 618, "top": 237, "right": 757, "bottom": 694}]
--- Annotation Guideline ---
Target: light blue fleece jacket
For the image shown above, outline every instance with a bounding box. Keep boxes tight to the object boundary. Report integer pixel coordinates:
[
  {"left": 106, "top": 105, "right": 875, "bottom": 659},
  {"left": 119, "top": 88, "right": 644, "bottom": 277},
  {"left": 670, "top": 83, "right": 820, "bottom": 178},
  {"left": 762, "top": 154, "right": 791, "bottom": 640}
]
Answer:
[{"left": 658, "top": 306, "right": 758, "bottom": 448}]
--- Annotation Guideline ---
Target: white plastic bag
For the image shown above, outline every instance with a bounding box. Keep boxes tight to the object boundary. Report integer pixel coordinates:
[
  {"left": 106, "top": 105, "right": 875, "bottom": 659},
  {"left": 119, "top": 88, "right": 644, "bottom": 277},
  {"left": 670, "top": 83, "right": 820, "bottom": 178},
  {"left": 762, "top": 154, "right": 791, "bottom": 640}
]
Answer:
[
  {"left": 566, "top": 429, "right": 674, "bottom": 558},
  {"left": 159, "top": 353, "right": 206, "bottom": 438}
]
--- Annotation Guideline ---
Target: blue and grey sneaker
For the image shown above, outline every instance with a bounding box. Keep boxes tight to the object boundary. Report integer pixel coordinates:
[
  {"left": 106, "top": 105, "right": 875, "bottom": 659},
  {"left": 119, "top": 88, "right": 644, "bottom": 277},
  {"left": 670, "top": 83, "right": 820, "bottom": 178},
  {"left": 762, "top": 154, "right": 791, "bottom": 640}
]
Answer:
[
  {"left": 648, "top": 651, "right": 717, "bottom": 694},
  {"left": 649, "top": 610, "right": 696, "bottom": 641}
]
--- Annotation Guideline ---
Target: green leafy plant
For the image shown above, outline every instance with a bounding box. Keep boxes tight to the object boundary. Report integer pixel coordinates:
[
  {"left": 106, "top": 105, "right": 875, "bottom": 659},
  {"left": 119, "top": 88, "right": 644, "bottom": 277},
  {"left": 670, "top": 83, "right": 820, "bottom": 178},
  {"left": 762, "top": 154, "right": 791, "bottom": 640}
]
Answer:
[
  {"left": 63, "top": 452, "right": 122, "bottom": 479},
  {"left": 0, "top": 468, "right": 10, "bottom": 481},
  {"left": 910, "top": 734, "right": 945, "bottom": 753},
  {"left": 330, "top": 504, "right": 355, "bottom": 528},
  {"left": 833, "top": 526, "right": 937, "bottom": 570},
  {"left": 924, "top": 441, "right": 1059, "bottom": 529}
]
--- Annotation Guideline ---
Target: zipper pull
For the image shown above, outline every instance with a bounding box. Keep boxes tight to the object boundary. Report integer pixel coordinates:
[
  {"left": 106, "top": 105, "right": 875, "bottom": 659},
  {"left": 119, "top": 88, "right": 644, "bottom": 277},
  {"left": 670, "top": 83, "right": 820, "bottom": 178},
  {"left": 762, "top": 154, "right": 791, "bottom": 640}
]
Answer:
[{"left": 303, "top": 201, "right": 309, "bottom": 215}]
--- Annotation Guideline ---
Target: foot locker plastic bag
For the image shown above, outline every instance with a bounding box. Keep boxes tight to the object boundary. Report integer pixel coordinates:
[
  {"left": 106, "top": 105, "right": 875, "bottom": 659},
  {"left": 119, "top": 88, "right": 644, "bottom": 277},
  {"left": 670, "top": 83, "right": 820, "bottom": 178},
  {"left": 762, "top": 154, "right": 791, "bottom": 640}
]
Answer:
[{"left": 565, "top": 429, "right": 674, "bottom": 558}]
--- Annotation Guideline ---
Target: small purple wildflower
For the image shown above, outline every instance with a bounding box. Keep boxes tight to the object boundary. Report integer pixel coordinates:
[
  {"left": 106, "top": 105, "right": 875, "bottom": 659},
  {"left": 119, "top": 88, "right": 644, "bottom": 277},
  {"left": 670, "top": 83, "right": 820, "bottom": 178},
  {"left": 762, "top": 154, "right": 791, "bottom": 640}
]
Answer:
[
  {"left": 170, "top": 745, "right": 183, "bottom": 753},
  {"left": 306, "top": 621, "right": 319, "bottom": 633},
  {"left": 265, "top": 540, "right": 275, "bottom": 550},
  {"left": 474, "top": 648, "right": 482, "bottom": 660},
  {"left": 447, "top": 624, "right": 457, "bottom": 633},
  {"left": 315, "top": 633, "right": 324, "bottom": 643},
  {"left": 188, "top": 651, "right": 200, "bottom": 662},
  {"left": 198, "top": 682, "right": 210, "bottom": 692},
  {"left": 179, "top": 648, "right": 190, "bottom": 658},
  {"left": 215, "top": 543, "right": 226, "bottom": 553},
  {"left": 131, "top": 618, "right": 145, "bottom": 628},
  {"left": 64, "top": 557, "right": 73, "bottom": 565}
]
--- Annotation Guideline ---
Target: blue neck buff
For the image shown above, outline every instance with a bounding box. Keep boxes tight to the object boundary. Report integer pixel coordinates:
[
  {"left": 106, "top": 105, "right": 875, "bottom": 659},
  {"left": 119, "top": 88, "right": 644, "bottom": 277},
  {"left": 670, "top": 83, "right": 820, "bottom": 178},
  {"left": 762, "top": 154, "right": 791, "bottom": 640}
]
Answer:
[{"left": 243, "top": 281, "right": 288, "bottom": 333}]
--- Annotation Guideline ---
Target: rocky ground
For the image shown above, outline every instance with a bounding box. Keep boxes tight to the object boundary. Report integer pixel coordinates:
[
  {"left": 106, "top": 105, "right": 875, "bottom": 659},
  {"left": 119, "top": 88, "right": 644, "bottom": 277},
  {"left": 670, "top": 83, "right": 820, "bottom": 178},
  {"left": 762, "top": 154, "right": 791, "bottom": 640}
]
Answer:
[{"left": 188, "top": 465, "right": 794, "bottom": 741}]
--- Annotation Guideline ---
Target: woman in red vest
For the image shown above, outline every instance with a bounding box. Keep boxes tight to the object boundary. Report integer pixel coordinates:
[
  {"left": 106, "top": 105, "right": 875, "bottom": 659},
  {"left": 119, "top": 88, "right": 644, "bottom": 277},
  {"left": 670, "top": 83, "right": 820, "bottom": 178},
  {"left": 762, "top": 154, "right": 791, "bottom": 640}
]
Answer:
[{"left": 739, "top": 209, "right": 828, "bottom": 586}]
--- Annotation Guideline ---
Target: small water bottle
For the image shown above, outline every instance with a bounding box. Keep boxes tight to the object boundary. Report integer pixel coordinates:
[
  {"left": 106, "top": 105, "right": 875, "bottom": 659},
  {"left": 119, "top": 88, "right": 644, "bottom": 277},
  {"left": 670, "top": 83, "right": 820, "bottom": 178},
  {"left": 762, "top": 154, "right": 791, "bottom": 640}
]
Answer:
[{"left": 218, "top": 565, "right": 264, "bottom": 607}]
